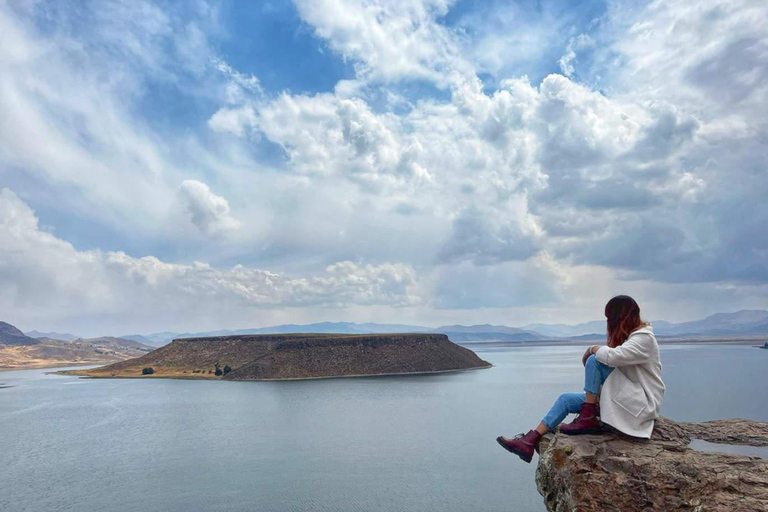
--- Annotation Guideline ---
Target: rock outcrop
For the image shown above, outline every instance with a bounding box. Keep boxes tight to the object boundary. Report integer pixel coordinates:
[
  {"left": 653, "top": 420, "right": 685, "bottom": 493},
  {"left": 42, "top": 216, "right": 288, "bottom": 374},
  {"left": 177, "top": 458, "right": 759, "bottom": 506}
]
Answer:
[
  {"left": 535, "top": 417, "right": 768, "bottom": 512},
  {"left": 65, "top": 333, "right": 491, "bottom": 380}
]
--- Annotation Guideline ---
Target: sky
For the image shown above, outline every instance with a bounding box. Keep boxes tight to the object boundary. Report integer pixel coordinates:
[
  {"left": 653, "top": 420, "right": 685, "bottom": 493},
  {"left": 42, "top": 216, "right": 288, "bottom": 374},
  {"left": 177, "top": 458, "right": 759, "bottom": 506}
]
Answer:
[{"left": 1, "top": 0, "right": 768, "bottom": 336}]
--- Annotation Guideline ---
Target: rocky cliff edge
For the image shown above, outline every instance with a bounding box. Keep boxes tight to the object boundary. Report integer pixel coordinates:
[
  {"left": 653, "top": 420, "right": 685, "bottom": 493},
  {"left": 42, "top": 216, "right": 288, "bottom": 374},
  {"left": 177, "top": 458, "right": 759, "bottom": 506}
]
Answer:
[{"left": 536, "top": 417, "right": 768, "bottom": 512}]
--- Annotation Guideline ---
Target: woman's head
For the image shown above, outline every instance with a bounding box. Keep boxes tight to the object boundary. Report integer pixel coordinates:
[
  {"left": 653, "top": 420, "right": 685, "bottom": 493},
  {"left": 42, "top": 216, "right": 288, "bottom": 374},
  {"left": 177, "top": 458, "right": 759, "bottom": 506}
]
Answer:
[{"left": 605, "top": 295, "right": 647, "bottom": 348}]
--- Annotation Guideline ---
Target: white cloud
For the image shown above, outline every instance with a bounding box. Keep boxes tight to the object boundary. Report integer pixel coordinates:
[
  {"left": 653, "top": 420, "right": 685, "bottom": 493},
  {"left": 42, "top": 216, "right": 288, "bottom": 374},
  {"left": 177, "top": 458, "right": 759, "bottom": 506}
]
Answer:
[
  {"left": 255, "top": 93, "right": 432, "bottom": 186},
  {"left": 178, "top": 180, "right": 241, "bottom": 236},
  {"left": 559, "top": 34, "right": 595, "bottom": 77},
  {"left": 245, "top": 69, "right": 707, "bottom": 274},
  {"left": 2, "top": 0, "right": 768, "bottom": 334},
  {"left": 0, "top": 189, "right": 422, "bottom": 332},
  {"left": 610, "top": 0, "right": 768, "bottom": 119},
  {"left": 0, "top": 0, "right": 221, "bottom": 235},
  {"left": 206, "top": 58, "right": 263, "bottom": 136},
  {"left": 208, "top": 106, "right": 258, "bottom": 137},
  {"left": 292, "top": 0, "right": 473, "bottom": 86}
]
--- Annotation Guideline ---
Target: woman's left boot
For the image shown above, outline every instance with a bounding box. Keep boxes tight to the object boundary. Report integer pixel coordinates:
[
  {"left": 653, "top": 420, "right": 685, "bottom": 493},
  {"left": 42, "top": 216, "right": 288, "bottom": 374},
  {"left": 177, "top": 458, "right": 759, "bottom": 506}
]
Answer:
[
  {"left": 496, "top": 430, "right": 542, "bottom": 463},
  {"left": 560, "top": 402, "right": 602, "bottom": 435}
]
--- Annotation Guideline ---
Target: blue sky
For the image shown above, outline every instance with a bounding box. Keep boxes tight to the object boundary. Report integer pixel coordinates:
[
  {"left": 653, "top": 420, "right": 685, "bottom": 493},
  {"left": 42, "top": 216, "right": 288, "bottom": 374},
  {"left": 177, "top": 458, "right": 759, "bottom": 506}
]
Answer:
[{"left": 1, "top": 0, "right": 767, "bottom": 335}]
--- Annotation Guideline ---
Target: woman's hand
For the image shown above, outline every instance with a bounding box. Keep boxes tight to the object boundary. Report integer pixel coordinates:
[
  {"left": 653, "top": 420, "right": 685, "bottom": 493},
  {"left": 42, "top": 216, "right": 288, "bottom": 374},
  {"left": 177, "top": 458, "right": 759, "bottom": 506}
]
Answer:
[{"left": 582, "top": 345, "right": 598, "bottom": 366}]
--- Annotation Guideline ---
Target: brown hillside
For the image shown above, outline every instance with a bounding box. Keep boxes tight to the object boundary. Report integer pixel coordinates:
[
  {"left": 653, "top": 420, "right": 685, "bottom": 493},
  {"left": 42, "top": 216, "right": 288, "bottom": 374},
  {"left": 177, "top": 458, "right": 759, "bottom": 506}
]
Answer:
[
  {"left": 0, "top": 321, "right": 39, "bottom": 346},
  {"left": 1, "top": 335, "right": 153, "bottom": 370},
  {"left": 65, "top": 333, "right": 491, "bottom": 380}
]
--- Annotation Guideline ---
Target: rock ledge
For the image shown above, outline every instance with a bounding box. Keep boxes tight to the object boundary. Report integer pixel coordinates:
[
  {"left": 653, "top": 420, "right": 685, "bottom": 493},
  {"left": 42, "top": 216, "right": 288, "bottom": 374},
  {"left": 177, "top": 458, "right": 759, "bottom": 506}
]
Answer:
[{"left": 536, "top": 417, "right": 768, "bottom": 512}]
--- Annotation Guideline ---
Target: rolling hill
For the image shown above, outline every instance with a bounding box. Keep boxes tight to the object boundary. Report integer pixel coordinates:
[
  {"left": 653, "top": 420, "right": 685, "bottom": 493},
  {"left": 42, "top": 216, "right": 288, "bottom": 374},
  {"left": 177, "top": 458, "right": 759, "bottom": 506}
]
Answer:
[
  {"left": 25, "top": 331, "right": 79, "bottom": 342},
  {"left": 1, "top": 321, "right": 154, "bottom": 370}
]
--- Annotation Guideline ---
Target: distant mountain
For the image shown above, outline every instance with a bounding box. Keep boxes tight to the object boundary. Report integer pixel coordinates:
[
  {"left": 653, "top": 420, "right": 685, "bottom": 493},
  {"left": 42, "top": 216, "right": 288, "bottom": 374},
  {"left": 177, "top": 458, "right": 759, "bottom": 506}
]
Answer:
[
  {"left": 653, "top": 310, "right": 768, "bottom": 336},
  {"left": 525, "top": 310, "right": 768, "bottom": 338},
  {"left": 431, "top": 324, "right": 532, "bottom": 335},
  {"left": 566, "top": 333, "right": 607, "bottom": 341},
  {"left": 69, "top": 309, "right": 768, "bottom": 350},
  {"left": 745, "top": 323, "right": 768, "bottom": 335},
  {"left": 132, "top": 322, "right": 432, "bottom": 346},
  {"left": 1, "top": 324, "right": 153, "bottom": 369},
  {"left": 71, "top": 337, "right": 154, "bottom": 352},
  {"left": 142, "top": 332, "right": 192, "bottom": 346},
  {"left": 430, "top": 324, "right": 544, "bottom": 342},
  {"left": 144, "top": 322, "right": 541, "bottom": 345},
  {"left": 0, "top": 321, "right": 39, "bottom": 346},
  {"left": 437, "top": 332, "right": 546, "bottom": 342},
  {"left": 26, "top": 330, "right": 79, "bottom": 342},
  {"left": 120, "top": 334, "right": 161, "bottom": 346},
  {"left": 521, "top": 321, "right": 606, "bottom": 338},
  {"left": 227, "top": 322, "right": 430, "bottom": 336}
]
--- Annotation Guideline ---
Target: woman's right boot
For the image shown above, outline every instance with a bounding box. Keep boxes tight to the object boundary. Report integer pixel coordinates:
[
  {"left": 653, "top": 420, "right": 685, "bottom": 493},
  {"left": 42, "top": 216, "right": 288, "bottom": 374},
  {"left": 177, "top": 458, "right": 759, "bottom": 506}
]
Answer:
[
  {"left": 559, "top": 402, "right": 601, "bottom": 435},
  {"left": 496, "top": 430, "right": 542, "bottom": 463}
]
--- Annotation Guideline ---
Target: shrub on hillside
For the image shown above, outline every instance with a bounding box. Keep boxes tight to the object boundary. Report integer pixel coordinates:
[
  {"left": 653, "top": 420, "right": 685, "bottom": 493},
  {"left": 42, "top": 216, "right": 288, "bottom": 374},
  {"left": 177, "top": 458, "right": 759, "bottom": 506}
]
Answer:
[{"left": 141, "top": 367, "right": 154, "bottom": 375}]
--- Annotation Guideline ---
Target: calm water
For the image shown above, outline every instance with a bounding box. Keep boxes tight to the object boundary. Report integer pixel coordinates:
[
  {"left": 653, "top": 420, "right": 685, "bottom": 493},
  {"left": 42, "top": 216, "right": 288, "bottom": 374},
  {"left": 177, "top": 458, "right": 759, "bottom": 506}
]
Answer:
[{"left": 1, "top": 344, "right": 767, "bottom": 512}]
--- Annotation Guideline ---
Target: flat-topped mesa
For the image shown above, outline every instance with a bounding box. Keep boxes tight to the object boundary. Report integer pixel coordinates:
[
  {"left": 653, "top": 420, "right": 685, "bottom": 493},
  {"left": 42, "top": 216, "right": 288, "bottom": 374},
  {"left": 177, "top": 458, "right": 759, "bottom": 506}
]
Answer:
[
  {"left": 535, "top": 417, "right": 768, "bottom": 512},
  {"left": 64, "top": 333, "right": 491, "bottom": 380}
]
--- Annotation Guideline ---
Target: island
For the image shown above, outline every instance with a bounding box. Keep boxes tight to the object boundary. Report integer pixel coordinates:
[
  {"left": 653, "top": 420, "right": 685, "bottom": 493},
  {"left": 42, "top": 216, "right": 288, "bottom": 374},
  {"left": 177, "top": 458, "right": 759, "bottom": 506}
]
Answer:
[
  {"left": 535, "top": 417, "right": 768, "bottom": 512},
  {"left": 61, "top": 333, "right": 491, "bottom": 380}
]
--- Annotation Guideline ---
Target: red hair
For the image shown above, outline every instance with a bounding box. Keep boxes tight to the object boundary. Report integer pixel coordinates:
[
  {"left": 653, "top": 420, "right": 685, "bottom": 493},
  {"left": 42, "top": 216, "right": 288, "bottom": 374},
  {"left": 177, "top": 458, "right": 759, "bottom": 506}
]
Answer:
[{"left": 605, "top": 295, "right": 647, "bottom": 348}]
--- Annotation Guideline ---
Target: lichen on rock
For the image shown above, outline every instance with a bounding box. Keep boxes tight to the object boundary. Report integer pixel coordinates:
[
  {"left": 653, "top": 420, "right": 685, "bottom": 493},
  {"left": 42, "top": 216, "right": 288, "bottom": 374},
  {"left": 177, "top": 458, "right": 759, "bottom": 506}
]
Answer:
[{"left": 535, "top": 417, "right": 768, "bottom": 512}]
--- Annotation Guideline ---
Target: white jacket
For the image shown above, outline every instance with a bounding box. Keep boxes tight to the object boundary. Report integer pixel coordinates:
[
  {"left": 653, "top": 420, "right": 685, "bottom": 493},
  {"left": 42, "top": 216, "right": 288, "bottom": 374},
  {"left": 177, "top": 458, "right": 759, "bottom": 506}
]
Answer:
[{"left": 595, "top": 325, "right": 665, "bottom": 439}]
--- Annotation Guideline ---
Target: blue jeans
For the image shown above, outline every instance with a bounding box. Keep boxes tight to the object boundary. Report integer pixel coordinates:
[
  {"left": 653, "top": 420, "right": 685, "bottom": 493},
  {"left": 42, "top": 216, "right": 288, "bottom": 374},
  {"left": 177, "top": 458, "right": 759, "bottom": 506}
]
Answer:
[{"left": 541, "top": 355, "right": 614, "bottom": 430}]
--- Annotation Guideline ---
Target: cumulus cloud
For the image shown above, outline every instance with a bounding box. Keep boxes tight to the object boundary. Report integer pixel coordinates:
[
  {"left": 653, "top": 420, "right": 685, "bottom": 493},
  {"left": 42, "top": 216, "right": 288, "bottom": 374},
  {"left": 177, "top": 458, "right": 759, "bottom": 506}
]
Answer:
[
  {"left": 0, "top": 189, "right": 422, "bottom": 331},
  {"left": 178, "top": 180, "right": 241, "bottom": 236},
  {"left": 2, "top": 0, "right": 768, "bottom": 333},
  {"left": 245, "top": 67, "right": 711, "bottom": 276}
]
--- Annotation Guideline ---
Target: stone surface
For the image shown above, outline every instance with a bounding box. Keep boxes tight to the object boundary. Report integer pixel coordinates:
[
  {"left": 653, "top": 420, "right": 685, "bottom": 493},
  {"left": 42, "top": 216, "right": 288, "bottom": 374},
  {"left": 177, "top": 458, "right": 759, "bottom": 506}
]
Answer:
[{"left": 536, "top": 417, "right": 768, "bottom": 512}]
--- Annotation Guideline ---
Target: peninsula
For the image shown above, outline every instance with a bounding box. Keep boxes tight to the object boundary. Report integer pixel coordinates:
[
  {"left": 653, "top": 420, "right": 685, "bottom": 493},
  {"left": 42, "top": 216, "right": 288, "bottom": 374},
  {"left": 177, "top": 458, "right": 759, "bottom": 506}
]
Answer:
[{"left": 63, "top": 333, "right": 491, "bottom": 380}]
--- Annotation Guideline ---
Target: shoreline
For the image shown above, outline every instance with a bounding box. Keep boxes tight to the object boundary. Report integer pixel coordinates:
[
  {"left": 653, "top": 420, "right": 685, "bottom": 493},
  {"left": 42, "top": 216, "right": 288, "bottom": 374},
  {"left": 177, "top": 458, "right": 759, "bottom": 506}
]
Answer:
[
  {"left": 0, "top": 361, "right": 113, "bottom": 373},
  {"left": 0, "top": 336, "right": 768, "bottom": 374},
  {"left": 57, "top": 363, "right": 494, "bottom": 381},
  {"left": 6, "top": 338, "right": 764, "bottom": 376}
]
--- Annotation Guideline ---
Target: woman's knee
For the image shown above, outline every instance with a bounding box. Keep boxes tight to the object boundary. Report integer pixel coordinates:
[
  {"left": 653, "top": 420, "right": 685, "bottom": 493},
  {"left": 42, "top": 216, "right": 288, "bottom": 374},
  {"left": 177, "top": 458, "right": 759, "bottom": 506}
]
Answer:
[
  {"left": 557, "top": 392, "right": 584, "bottom": 409},
  {"left": 585, "top": 353, "right": 597, "bottom": 367}
]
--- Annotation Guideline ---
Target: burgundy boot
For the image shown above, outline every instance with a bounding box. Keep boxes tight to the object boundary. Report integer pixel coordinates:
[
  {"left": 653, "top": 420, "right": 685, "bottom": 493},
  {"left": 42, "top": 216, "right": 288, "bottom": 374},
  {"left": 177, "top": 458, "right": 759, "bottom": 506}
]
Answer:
[
  {"left": 559, "top": 402, "right": 602, "bottom": 435},
  {"left": 496, "top": 430, "right": 542, "bottom": 463}
]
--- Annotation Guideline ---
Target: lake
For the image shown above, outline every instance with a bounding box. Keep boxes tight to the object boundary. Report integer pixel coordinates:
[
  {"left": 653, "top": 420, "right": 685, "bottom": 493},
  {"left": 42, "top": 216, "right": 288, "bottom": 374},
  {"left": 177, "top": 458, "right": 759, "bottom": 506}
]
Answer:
[{"left": 1, "top": 344, "right": 767, "bottom": 512}]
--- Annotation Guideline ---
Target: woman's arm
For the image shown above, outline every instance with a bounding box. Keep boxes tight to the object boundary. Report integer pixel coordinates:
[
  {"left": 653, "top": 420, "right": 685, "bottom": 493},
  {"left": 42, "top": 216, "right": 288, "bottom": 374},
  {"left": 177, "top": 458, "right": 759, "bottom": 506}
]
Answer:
[
  {"left": 593, "top": 334, "right": 654, "bottom": 367},
  {"left": 582, "top": 345, "right": 598, "bottom": 366}
]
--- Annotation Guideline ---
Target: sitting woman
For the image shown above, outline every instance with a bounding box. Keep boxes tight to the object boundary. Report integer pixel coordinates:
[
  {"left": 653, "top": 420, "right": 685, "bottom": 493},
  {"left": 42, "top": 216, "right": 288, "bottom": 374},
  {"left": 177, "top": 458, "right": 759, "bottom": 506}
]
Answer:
[{"left": 497, "top": 295, "right": 666, "bottom": 463}]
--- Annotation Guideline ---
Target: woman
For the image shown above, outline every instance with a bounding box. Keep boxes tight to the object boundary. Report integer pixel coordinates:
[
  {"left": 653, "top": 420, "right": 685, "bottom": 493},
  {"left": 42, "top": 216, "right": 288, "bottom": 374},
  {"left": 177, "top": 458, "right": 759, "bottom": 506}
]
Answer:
[{"left": 496, "top": 295, "right": 665, "bottom": 463}]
